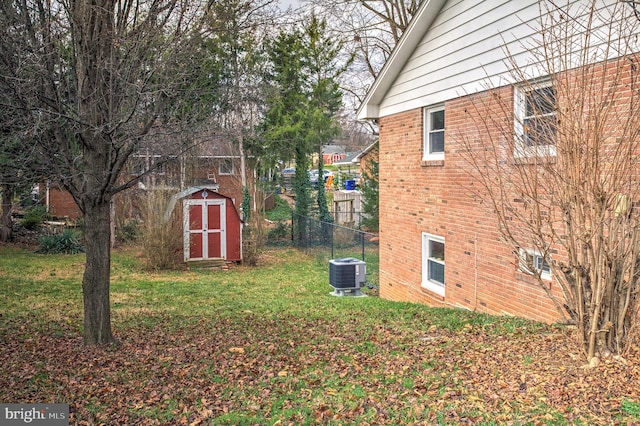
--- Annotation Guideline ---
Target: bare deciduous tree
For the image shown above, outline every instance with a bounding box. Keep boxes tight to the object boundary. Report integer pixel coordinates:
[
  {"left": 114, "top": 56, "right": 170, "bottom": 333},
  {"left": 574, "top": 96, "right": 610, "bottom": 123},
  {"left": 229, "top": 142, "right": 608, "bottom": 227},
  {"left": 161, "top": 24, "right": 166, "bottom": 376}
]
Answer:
[
  {"left": 460, "top": 1, "right": 640, "bottom": 361},
  {"left": 311, "top": 0, "right": 421, "bottom": 114},
  {"left": 0, "top": 105, "right": 41, "bottom": 243},
  {"left": 0, "top": 0, "right": 208, "bottom": 345}
]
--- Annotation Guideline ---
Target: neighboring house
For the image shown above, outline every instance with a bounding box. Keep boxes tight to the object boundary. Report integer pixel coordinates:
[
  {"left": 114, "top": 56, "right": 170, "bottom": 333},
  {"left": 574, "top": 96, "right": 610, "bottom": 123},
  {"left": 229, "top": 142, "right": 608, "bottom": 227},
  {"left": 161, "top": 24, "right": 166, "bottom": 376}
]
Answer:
[
  {"left": 46, "top": 134, "right": 245, "bottom": 219},
  {"left": 332, "top": 151, "right": 360, "bottom": 175},
  {"left": 331, "top": 142, "right": 378, "bottom": 227},
  {"left": 354, "top": 141, "right": 378, "bottom": 180},
  {"left": 333, "top": 142, "right": 379, "bottom": 181},
  {"left": 44, "top": 132, "right": 247, "bottom": 262},
  {"left": 322, "top": 145, "right": 347, "bottom": 165},
  {"left": 357, "top": 0, "right": 638, "bottom": 323},
  {"left": 128, "top": 135, "right": 245, "bottom": 205},
  {"left": 43, "top": 182, "right": 82, "bottom": 220}
]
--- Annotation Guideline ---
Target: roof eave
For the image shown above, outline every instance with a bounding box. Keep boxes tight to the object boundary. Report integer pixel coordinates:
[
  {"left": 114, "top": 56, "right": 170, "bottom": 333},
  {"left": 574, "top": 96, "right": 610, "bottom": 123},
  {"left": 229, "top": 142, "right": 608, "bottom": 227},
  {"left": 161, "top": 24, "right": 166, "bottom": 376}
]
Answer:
[{"left": 356, "top": 0, "right": 448, "bottom": 121}]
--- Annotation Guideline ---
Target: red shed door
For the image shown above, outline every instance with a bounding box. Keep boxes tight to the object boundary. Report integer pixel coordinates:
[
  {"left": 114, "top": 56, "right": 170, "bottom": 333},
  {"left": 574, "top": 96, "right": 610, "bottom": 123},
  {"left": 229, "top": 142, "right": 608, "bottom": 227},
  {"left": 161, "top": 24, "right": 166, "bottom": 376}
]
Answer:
[{"left": 184, "top": 198, "right": 227, "bottom": 261}]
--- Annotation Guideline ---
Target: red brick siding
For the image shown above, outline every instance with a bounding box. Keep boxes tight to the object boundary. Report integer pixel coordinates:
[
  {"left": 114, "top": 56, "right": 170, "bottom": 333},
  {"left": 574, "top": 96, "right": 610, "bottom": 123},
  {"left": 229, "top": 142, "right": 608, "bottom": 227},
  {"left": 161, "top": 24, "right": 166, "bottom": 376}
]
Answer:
[
  {"left": 193, "top": 158, "right": 244, "bottom": 206},
  {"left": 379, "top": 53, "right": 640, "bottom": 324},
  {"left": 47, "top": 188, "right": 82, "bottom": 220},
  {"left": 378, "top": 87, "right": 566, "bottom": 323}
]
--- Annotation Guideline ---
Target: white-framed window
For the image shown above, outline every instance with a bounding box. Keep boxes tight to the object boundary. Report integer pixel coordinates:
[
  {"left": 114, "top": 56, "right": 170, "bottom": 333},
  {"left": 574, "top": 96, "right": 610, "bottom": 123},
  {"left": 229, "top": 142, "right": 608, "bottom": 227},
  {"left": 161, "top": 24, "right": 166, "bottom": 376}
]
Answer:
[
  {"left": 423, "top": 105, "right": 445, "bottom": 161},
  {"left": 514, "top": 82, "right": 557, "bottom": 158},
  {"left": 518, "top": 248, "right": 552, "bottom": 280},
  {"left": 422, "top": 233, "right": 445, "bottom": 296},
  {"left": 218, "top": 158, "right": 234, "bottom": 175},
  {"left": 153, "top": 161, "right": 167, "bottom": 175}
]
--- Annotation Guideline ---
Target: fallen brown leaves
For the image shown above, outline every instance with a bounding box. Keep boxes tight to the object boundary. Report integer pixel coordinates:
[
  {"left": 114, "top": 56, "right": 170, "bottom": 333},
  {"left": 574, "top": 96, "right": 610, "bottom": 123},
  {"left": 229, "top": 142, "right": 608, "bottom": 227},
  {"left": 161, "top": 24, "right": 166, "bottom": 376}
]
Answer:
[{"left": 1, "top": 314, "right": 639, "bottom": 425}]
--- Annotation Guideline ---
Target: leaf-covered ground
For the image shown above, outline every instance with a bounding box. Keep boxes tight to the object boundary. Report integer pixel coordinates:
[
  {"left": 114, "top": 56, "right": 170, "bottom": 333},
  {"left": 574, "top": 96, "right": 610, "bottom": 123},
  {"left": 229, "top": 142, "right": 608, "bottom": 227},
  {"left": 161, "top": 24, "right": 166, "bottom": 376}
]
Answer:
[
  {"left": 1, "top": 246, "right": 640, "bottom": 425},
  {"left": 3, "top": 314, "right": 640, "bottom": 424}
]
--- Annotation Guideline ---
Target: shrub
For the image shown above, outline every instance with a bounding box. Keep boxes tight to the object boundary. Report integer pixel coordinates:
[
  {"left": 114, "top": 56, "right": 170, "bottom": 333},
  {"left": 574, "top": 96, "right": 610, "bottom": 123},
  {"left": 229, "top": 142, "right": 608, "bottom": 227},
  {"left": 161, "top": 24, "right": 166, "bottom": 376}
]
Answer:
[
  {"left": 242, "top": 215, "right": 266, "bottom": 267},
  {"left": 267, "top": 221, "right": 289, "bottom": 242},
  {"left": 21, "top": 206, "right": 49, "bottom": 230},
  {"left": 36, "top": 229, "right": 84, "bottom": 254},
  {"left": 139, "top": 190, "right": 183, "bottom": 270},
  {"left": 117, "top": 218, "right": 141, "bottom": 244},
  {"left": 360, "top": 157, "right": 379, "bottom": 232}
]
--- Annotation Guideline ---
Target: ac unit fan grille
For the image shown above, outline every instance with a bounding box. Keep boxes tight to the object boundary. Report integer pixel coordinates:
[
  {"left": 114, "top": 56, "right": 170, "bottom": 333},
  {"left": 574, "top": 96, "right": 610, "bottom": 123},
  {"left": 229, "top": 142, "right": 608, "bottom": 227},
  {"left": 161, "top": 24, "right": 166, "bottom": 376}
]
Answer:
[{"left": 329, "top": 258, "right": 366, "bottom": 290}]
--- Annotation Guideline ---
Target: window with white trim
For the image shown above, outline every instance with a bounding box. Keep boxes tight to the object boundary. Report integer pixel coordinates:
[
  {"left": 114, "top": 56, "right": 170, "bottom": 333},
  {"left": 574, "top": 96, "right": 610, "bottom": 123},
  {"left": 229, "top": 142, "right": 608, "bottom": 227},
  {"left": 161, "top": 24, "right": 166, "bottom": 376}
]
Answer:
[
  {"left": 518, "top": 248, "right": 551, "bottom": 280},
  {"left": 422, "top": 233, "right": 445, "bottom": 296},
  {"left": 514, "top": 82, "right": 557, "bottom": 157},
  {"left": 154, "top": 161, "right": 167, "bottom": 175},
  {"left": 219, "top": 158, "right": 234, "bottom": 175},
  {"left": 423, "top": 105, "right": 445, "bottom": 161}
]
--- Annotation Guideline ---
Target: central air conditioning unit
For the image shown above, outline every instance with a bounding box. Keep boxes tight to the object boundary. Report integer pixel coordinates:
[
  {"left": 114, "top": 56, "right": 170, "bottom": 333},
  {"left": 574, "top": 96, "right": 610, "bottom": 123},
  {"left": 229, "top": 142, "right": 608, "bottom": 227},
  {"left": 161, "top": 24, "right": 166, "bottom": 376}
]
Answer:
[{"left": 329, "top": 257, "right": 367, "bottom": 297}]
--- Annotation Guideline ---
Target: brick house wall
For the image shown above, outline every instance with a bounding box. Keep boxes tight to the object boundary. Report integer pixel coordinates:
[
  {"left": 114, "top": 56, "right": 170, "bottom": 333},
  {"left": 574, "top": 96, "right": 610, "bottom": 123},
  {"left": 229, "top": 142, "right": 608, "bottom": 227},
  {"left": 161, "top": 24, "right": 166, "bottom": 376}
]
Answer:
[
  {"left": 378, "top": 86, "right": 566, "bottom": 324},
  {"left": 323, "top": 152, "right": 347, "bottom": 165},
  {"left": 47, "top": 187, "right": 82, "bottom": 220},
  {"left": 361, "top": 0, "right": 640, "bottom": 325},
  {"left": 359, "top": 143, "right": 378, "bottom": 179},
  {"left": 191, "top": 157, "right": 244, "bottom": 206}
]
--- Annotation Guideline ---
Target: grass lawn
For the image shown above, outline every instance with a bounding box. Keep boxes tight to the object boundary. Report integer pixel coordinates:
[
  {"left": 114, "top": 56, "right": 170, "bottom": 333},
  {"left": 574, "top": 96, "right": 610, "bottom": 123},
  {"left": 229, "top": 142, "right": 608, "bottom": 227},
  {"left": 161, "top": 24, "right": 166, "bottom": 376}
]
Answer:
[{"left": 1, "top": 244, "right": 640, "bottom": 425}]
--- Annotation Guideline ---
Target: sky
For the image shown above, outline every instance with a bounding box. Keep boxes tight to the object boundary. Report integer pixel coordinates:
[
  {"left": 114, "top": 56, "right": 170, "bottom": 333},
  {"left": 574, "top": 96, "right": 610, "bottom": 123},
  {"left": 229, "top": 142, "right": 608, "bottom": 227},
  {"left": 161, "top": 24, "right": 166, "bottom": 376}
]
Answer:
[{"left": 278, "top": 0, "right": 301, "bottom": 11}]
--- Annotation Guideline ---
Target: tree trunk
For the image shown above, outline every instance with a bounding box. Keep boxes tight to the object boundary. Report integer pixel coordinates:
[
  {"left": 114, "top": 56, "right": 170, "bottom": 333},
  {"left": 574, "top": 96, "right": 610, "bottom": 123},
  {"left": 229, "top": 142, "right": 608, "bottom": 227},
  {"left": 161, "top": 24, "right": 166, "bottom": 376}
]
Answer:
[
  {"left": 82, "top": 200, "right": 114, "bottom": 345},
  {"left": 1, "top": 184, "right": 13, "bottom": 242}
]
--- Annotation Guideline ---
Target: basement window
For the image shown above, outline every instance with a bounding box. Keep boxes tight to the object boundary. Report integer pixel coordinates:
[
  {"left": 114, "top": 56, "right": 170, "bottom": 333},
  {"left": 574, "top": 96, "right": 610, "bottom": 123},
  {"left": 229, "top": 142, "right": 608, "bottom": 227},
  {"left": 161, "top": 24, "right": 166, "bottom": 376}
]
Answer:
[
  {"left": 518, "top": 248, "right": 551, "bottom": 280},
  {"left": 422, "top": 233, "right": 445, "bottom": 296}
]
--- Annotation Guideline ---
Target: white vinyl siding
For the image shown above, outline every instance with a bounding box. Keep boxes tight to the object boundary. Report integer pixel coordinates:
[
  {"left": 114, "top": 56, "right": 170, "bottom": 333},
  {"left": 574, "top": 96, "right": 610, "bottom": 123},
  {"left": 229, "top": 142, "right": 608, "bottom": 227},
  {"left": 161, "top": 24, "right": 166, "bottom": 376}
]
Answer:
[
  {"left": 364, "top": 0, "right": 627, "bottom": 120},
  {"left": 377, "top": 1, "right": 540, "bottom": 117}
]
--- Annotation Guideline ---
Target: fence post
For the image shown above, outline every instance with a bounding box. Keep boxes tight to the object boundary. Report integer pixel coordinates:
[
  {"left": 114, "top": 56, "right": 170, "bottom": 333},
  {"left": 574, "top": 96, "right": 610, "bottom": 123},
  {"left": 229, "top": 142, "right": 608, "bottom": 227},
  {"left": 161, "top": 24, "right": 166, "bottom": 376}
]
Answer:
[
  {"left": 330, "top": 223, "right": 334, "bottom": 259},
  {"left": 291, "top": 211, "right": 294, "bottom": 242},
  {"left": 361, "top": 232, "right": 365, "bottom": 261}
]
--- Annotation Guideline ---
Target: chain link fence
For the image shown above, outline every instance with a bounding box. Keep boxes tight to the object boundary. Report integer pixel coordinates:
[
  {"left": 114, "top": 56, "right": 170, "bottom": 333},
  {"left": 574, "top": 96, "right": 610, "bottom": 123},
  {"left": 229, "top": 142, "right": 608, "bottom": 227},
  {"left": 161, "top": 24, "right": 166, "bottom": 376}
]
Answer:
[{"left": 289, "top": 213, "right": 379, "bottom": 288}]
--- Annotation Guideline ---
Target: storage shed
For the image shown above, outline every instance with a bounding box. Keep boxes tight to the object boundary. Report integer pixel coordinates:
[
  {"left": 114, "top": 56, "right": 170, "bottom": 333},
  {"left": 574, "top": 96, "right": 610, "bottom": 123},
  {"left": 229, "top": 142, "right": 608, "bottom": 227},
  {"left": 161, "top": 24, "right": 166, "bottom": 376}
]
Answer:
[{"left": 168, "top": 186, "right": 242, "bottom": 263}]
